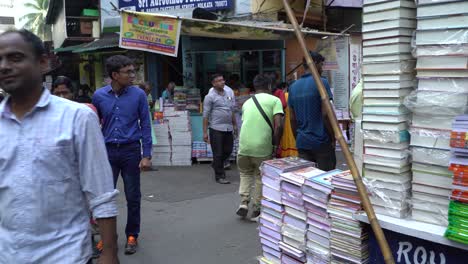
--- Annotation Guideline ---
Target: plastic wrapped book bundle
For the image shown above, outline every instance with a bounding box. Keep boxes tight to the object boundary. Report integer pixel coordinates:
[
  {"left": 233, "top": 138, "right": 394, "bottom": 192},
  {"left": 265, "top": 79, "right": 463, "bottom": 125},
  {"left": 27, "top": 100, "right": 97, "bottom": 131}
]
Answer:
[
  {"left": 362, "top": 130, "right": 410, "bottom": 144},
  {"left": 409, "top": 128, "right": 450, "bottom": 150},
  {"left": 404, "top": 91, "right": 468, "bottom": 117}
]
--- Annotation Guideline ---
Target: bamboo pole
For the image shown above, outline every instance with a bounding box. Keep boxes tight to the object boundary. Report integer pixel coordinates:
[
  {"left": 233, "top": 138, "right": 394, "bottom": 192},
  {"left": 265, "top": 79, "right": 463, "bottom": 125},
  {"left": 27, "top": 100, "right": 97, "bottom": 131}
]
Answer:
[{"left": 281, "top": 1, "right": 395, "bottom": 263}]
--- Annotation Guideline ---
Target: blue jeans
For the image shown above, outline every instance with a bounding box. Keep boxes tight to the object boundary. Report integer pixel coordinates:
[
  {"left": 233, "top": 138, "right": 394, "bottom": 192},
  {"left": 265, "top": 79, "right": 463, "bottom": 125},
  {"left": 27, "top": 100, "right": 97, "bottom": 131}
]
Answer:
[{"left": 106, "top": 142, "right": 142, "bottom": 238}]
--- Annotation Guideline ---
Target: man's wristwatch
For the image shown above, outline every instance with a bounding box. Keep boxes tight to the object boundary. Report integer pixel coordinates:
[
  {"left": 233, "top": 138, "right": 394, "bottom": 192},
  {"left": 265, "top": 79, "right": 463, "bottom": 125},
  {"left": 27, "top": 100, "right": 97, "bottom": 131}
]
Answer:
[{"left": 144, "top": 156, "right": 152, "bottom": 160}]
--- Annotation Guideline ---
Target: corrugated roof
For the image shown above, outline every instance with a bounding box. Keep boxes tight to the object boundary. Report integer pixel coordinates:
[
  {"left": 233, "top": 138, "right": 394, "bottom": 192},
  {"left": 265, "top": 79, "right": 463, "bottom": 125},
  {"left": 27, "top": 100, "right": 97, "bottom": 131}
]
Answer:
[
  {"left": 73, "top": 34, "right": 120, "bottom": 53},
  {"left": 53, "top": 43, "right": 88, "bottom": 53}
]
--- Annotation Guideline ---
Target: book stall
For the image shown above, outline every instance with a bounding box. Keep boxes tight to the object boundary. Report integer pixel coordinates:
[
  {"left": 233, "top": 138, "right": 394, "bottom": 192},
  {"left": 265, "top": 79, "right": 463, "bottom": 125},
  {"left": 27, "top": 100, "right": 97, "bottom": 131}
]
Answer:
[
  {"left": 257, "top": 157, "right": 369, "bottom": 264},
  {"left": 350, "top": 0, "right": 468, "bottom": 262}
]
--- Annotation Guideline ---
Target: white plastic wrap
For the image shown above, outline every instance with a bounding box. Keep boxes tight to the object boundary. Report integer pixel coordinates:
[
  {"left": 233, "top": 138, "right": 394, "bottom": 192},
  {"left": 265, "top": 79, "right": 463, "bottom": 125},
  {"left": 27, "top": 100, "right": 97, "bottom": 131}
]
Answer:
[
  {"left": 411, "top": 146, "right": 451, "bottom": 167},
  {"left": 415, "top": 45, "right": 468, "bottom": 57},
  {"left": 362, "top": 60, "right": 416, "bottom": 75},
  {"left": 404, "top": 90, "right": 468, "bottom": 116},
  {"left": 418, "top": 78, "right": 468, "bottom": 93},
  {"left": 281, "top": 224, "right": 306, "bottom": 250},
  {"left": 409, "top": 127, "right": 451, "bottom": 150},
  {"left": 362, "top": 130, "right": 410, "bottom": 144},
  {"left": 415, "top": 29, "right": 468, "bottom": 46},
  {"left": 411, "top": 198, "right": 449, "bottom": 226}
]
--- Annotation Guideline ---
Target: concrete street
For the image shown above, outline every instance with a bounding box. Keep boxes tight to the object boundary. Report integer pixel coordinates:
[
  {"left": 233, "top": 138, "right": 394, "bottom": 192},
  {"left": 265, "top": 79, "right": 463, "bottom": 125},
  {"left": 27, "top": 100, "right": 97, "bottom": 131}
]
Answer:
[
  {"left": 113, "top": 153, "right": 347, "bottom": 264},
  {"left": 115, "top": 164, "right": 260, "bottom": 264}
]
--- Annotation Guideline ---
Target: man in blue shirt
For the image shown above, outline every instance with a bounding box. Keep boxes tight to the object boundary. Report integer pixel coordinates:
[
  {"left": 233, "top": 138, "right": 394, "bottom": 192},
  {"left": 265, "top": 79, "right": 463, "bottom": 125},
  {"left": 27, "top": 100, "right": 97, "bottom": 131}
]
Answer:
[
  {"left": 288, "top": 51, "right": 336, "bottom": 171},
  {"left": 92, "top": 55, "right": 152, "bottom": 255}
]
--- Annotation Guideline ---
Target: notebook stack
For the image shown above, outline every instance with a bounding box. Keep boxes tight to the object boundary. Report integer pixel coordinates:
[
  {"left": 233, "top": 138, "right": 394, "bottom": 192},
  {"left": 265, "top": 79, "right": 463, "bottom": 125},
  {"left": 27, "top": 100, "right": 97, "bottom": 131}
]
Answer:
[
  {"left": 446, "top": 115, "right": 468, "bottom": 244},
  {"left": 303, "top": 169, "right": 342, "bottom": 264},
  {"left": 259, "top": 158, "right": 315, "bottom": 264},
  {"left": 328, "top": 171, "right": 369, "bottom": 264},
  {"left": 361, "top": 0, "right": 416, "bottom": 218},
  {"left": 405, "top": 0, "right": 468, "bottom": 224}
]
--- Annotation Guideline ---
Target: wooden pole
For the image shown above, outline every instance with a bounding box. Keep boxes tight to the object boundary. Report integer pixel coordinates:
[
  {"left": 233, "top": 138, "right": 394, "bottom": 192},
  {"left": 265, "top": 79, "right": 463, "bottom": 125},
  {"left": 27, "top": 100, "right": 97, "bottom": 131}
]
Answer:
[{"left": 281, "top": 1, "right": 395, "bottom": 263}]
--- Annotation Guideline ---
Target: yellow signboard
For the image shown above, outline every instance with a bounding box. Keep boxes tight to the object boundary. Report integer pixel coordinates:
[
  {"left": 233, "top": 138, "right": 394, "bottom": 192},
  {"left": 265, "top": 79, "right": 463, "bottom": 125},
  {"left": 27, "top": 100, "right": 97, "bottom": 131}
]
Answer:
[{"left": 120, "top": 10, "right": 182, "bottom": 57}]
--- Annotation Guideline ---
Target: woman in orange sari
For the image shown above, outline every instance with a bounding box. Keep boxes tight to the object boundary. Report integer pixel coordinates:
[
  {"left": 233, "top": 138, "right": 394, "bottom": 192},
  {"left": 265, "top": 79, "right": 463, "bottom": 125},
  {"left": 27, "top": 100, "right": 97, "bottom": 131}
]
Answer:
[{"left": 274, "top": 83, "right": 298, "bottom": 157}]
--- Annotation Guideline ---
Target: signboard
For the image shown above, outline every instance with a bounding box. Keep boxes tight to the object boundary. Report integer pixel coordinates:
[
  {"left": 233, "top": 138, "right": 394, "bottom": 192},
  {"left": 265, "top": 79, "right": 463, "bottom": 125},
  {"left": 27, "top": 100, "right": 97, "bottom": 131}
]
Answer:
[
  {"left": 330, "top": 36, "right": 350, "bottom": 111},
  {"left": 369, "top": 228, "right": 468, "bottom": 264},
  {"left": 119, "top": 0, "right": 233, "bottom": 12},
  {"left": 120, "top": 10, "right": 182, "bottom": 57},
  {"left": 349, "top": 35, "right": 362, "bottom": 91}
]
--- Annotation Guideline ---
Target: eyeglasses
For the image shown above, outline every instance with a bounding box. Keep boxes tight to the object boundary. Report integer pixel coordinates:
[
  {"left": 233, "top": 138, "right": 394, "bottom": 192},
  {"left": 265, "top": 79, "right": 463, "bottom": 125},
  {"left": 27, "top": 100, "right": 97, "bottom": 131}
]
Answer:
[{"left": 119, "top": 70, "right": 136, "bottom": 75}]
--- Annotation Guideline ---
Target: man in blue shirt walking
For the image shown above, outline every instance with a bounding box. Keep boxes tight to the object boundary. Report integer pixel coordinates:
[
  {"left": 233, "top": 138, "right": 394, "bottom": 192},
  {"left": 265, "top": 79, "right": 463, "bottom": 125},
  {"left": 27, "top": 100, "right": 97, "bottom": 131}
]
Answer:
[
  {"left": 288, "top": 51, "right": 336, "bottom": 171},
  {"left": 93, "top": 55, "right": 152, "bottom": 255}
]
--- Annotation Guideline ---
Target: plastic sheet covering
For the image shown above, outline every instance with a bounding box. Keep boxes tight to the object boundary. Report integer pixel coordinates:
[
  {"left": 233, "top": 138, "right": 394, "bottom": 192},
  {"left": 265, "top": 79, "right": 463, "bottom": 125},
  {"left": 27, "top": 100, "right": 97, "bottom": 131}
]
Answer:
[
  {"left": 415, "top": 29, "right": 468, "bottom": 46},
  {"left": 362, "top": 60, "right": 416, "bottom": 75},
  {"left": 411, "top": 146, "right": 451, "bottom": 167},
  {"left": 362, "top": 130, "right": 410, "bottom": 144},
  {"left": 306, "top": 242, "right": 330, "bottom": 264},
  {"left": 409, "top": 127, "right": 451, "bottom": 150},
  {"left": 412, "top": 113, "right": 455, "bottom": 131},
  {"left": 411, "top": 198, "right": 449, "bottom": 226},
  {"left": 403, "top": 90, "right": 468, "bottom": 116},
  {"left": 418, "top": 78, "right": 468, "bottom": 93},
  {"left": 281, "top": 224, "right": 306, "bottom": 250},
  {"left": 414, "top": 44, "right": 468, "bottom": 57}
]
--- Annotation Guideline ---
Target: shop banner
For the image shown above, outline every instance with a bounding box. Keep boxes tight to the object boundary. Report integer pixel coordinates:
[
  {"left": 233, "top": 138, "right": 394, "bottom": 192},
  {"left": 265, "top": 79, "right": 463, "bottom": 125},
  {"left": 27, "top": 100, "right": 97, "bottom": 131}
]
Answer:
[
  {"left": 120, "top": 10, "right": 181, "bottom": 57},
  {"left": 369, "top": 228, "right": 468, "bottom": 263},
  {"left": 119, "top": 0, "right": 233, "bottom": 12}
]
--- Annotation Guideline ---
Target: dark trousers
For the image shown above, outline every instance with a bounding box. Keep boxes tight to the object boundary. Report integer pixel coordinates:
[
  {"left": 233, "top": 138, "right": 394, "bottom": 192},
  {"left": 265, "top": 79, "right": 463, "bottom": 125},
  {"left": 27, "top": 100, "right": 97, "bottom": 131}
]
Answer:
[
  {"left": 299, "top": 143, "right": 336, "bottom": 171},
  {"left": 106, "top": 142, "right": 142, "bottom": 238},
  {"left": 209, "top": 128, "right": 233, "bottom": 179}
]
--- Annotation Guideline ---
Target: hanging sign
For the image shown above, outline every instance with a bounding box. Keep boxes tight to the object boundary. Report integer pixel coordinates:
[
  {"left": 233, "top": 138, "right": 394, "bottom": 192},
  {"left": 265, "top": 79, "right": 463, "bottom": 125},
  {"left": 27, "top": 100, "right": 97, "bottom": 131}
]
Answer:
[
  {"left": 119, "top": 0, "right": 233, "bottom": 12},
  {"left": 120, "top": 10, "right": 182, "bottom": 57}
]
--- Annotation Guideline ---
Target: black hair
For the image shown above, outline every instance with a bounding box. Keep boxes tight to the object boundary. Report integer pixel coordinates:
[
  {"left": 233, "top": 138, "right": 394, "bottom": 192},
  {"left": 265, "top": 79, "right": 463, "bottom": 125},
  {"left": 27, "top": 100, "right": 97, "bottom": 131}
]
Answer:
[
  {"left": 0, "top": 29, "right": 46, "bottom": 58},
  {"left": 105, "top": 55, "right": 134, "bottom": 80},
  {"left": 303, "top": 51, "right": 325, "bottom": 68},
  {"left": 253, "top": 74, "right": 273, "bottom": 91},
  {"left": 51, "top": 76, "right": 74, "bottom": 94},
  {"left": 211, "top": 73, "right": 224, "bottom": 82}
]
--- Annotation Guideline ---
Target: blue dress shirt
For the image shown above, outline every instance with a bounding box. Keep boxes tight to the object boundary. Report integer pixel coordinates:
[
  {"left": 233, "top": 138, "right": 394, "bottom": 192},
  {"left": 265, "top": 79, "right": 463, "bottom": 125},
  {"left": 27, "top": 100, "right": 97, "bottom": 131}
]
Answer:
[{"left": 92, "top": 85, "right": 152, "bottom": 158}]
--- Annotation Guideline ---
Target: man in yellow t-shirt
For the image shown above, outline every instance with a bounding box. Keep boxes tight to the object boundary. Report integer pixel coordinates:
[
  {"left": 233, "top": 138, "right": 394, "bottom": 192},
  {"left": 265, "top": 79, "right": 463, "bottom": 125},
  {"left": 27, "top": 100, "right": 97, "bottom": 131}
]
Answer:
[{"left": 236, "top": 74, "right": 284, "bottom": 221}]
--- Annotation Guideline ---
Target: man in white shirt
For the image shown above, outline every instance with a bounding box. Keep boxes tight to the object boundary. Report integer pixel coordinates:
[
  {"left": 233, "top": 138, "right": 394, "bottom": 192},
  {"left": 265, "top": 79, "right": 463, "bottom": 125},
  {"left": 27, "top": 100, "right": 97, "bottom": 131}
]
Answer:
[
  {"left": 0, "top": 29, "right": 119, "bottom": 264},
  {"left": 203, "top": 74, "right": 237, "bottom": 184}
]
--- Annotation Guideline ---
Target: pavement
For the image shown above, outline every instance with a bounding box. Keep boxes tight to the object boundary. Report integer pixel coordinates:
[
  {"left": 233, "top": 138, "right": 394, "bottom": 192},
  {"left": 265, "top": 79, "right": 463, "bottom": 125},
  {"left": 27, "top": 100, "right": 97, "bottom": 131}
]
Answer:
[{"left": 113, "top": 152, "right": 348, "bottom": 264}]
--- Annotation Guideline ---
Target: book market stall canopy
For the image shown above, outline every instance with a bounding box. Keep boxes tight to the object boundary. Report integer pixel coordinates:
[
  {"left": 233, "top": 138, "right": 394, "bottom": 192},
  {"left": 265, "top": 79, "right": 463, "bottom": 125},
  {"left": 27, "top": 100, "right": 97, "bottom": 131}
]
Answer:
[{"left": 179, "top": 17, "right": 343, "bottom": 41}]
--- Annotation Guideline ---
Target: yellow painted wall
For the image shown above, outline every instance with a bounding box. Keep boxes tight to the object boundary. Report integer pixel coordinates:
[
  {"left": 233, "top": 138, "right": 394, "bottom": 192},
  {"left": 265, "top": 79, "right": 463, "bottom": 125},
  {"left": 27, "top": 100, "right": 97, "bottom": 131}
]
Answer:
[{"left": 251, "top": 0, "right": 322, "bottom": 20}]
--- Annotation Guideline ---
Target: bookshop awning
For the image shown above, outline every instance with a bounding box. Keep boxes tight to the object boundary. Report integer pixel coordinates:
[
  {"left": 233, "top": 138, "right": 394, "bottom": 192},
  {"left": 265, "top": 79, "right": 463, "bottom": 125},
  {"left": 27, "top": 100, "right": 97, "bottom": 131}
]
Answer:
[
  {"left": 73, "top": 34, "right": 120, "bottom": 53},
  {"left": 180, "top": 18, "right": 344, "bottom": 40},
  {"left": 103, "top": 14, "right": 343, "bottom": 41}
]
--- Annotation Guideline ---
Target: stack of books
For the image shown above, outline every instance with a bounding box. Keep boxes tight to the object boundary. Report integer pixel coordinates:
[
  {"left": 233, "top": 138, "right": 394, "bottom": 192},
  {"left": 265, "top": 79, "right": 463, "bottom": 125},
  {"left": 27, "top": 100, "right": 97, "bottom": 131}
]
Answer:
[
  {"left": 280, "top": 167, "right": 325, "bottom": 264},
  {"left": 407, "top": 0, "right": 468, "bottom": 224},
  {"left": 361, "top": 0, "right": 416, "bottom": 218},
  {"left": 446, "top": 115, "right": 468, "bottom": 244},
  {"left": 186, "top": 88, "right": 201, "bottom": 112},
  {"left": 173, "top": 87, "right": 187, "bottom": 111},
  {"left": 153, "top": 120, "right": 172, "bottom": 166},
  {"left": 328, "top": 171, "right": 369, "bottom": 264},
  {"left": 303, "top": 169, "right": 341, "bottom": 264},
  {"left": 259, "top": 158, "right": 315, "bottom": 263}
]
